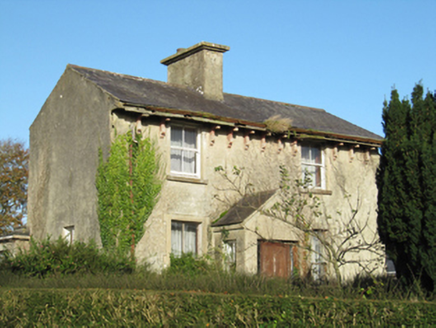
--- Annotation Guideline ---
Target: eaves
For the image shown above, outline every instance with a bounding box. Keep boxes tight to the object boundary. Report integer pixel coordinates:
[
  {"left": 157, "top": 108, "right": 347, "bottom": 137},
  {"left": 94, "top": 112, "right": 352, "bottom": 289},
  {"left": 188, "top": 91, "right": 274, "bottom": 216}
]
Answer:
[{"left": 117, "top": 102, "right": 383, "bottom": 148}]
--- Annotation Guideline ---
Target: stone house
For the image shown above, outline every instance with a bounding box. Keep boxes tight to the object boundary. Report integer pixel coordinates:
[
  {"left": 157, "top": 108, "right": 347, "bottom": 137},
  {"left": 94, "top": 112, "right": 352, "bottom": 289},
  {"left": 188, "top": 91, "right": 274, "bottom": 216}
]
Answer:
[{"left": 28, "top": 42, "right": 383, "bottom": 280}]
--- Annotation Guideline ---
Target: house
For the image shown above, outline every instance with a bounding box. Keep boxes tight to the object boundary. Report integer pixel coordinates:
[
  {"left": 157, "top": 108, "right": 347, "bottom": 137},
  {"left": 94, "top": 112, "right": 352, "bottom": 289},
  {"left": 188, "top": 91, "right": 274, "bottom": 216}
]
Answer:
[{"left": 28, "top": 42, "right": 384, "bottom": 280}]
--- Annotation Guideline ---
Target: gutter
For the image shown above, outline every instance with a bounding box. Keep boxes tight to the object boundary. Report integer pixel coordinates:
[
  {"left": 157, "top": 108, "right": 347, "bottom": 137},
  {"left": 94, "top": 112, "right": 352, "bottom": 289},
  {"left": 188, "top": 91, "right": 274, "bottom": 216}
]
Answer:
[{"left": 119, "top": 103, "right": 383, "bottom": 147}]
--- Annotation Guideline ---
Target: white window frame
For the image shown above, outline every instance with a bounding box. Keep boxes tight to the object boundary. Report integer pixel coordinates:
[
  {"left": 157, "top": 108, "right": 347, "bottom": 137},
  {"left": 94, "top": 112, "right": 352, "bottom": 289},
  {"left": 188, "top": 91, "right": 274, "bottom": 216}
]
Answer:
[
  {"left": 170, "top": 125, "right": 201, "bottom": 178},
  {"left": 301, "top": 144, "right": 325, "bottom": 189},
  {"left": 171, "top": 221, "right": 198, "bottom": 257},
  {"left": 63, "top": 226, "right": 75, "bottom": 245}
]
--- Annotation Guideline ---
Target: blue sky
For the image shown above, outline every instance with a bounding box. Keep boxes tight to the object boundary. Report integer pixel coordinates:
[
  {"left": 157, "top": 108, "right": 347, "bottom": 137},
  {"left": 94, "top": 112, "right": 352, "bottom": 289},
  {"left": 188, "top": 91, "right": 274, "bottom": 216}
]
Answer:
[{"left": 1, "top": 0, "right": 435, "bottom": 146}]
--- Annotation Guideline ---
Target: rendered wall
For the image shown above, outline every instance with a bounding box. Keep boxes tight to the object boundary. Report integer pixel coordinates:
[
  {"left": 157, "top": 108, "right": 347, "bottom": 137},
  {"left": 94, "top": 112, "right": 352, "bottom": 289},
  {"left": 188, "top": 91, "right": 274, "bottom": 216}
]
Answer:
[
  {"left": 28, "top": 67, "right": 113, "bottom": 244},
  {"left": 111, "top": 112, "right": 381, "bottom": 275}
]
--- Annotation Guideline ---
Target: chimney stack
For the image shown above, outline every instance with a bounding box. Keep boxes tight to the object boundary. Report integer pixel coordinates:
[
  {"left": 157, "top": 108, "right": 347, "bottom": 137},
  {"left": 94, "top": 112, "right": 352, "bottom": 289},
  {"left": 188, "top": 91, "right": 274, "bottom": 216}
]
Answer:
[{"left": 161, "top": 42, "right": 230, "bottom": 101}]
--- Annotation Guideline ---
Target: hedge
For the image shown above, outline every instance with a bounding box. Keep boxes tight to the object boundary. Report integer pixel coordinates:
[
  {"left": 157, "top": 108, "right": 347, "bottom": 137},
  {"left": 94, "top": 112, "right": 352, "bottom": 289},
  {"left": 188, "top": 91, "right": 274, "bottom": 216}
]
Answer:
[{"left": 1, "top": 289, "right": 435, "bottom": 327}]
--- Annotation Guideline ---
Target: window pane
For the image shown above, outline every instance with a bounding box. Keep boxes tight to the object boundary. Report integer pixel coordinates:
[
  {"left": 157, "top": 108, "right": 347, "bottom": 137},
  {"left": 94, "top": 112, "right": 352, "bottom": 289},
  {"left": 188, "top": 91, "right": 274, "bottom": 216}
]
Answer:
[
  {"left": 314, "top": 166, "right": 321, "bottom": 187},
  {"left": 63, "top": 226, "right": 75, "bottom": 245},
  {"left": 171, "top": 127, "right": 183, "bottom": 147},
  {"left": 184, "top": 223, "right": 197, "bottom": 254},
  {"left": 183, "top": 150, "right": 196, "bottom": 174},
  {"left": 184, "top": 128, "right": 197, "bottom": 149},
  {"left": 171, "top": 221, "right": 183, "bottom": 257},
  {"left": 301, "top": 145, "right": 323, "bottom": 188},
  {"left": 224, "top": 241, "right": 236, "bottom": 263},
  {"left": 311, "top": 235, "right": 324, "bottom": 280},
  {"left": 302, "top": 164, "right": 317, "bottom": 186},
  {"left": 311, "top": 235, "right": 323, "bottom": 263},
  {"left": 312, "top": 147, "right": 321, "bottom": 164},
  {"left": 171, "top": 149, "right": 182, "bottom": 172},
  {"left": 302, "top": 146, "right": 321, "bottom": 164},
  {"left": 301, "top": 146, "right": 310, "bottom": 162}
]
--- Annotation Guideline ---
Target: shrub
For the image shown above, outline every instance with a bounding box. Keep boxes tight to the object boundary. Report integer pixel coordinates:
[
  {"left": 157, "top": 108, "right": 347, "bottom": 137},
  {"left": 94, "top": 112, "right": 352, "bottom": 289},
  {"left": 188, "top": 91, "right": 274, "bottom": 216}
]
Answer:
[
  {"left": 167, "top": 253, "right": 212, "bottom": 276},
  {"left": 1, "top": 236, "right": 134, "bottom": 277}
]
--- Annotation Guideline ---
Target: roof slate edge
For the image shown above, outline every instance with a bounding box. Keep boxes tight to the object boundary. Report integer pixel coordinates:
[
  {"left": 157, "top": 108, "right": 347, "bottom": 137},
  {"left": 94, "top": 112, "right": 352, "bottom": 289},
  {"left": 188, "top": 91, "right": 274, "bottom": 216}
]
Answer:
[
  {"left": 122, "top": 102, "right": 383, "bottom": 146},
  {"left": 67, "top": 64, "right": 123, "bottom": 104},
  {"left": 212, "top": 190, "right": 278, "bottom": 227}
]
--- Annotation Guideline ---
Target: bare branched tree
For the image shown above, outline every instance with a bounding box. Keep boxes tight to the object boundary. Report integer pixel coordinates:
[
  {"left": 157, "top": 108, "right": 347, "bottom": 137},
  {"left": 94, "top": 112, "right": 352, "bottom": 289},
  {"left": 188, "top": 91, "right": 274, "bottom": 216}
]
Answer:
[{"left": 214, "top": 165, "right": 384, "bottom": 285}]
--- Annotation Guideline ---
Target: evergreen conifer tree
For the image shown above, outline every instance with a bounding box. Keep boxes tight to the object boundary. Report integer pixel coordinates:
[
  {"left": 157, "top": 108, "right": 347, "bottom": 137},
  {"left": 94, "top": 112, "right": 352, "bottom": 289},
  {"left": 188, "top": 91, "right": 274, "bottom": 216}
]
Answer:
[{"left": 377, "top": 84, "right": 436, "bottom": 292}]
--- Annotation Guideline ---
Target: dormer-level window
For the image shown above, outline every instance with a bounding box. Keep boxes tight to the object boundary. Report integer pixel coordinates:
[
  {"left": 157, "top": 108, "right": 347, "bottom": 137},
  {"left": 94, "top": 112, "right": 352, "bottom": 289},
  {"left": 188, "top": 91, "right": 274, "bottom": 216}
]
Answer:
[
  {"left": 301, "top": 145, "right": 325, "bottom": 189},
  {"left": 170, "top": 126, "right": 200, "bottom": 177}
]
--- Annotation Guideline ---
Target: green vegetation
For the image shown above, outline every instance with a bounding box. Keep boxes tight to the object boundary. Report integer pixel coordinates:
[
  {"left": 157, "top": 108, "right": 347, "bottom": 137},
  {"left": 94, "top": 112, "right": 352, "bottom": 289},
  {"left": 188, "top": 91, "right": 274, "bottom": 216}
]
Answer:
[
  {"left": 0, "top": 139, "right": 28, "bottom": 234},
  {"left": 377, "top": 84, "right": 436, "bottom": 293},
  {"left": 0, "top": 242, "right": 434, "bottom": 325},
  {"left": 168, "top": 252, "right": 212, "bottom": 276},
  {"left": 264, "top": 114, "right": 293, "bottom": 134},
  {"left": 0, "top": 237, "right": 134, "bottom": 277},
  {"left": 1, "top": 237, "right": 434, "bottom": 326},
  {"left": 96, "top": 131, "right": 162, "bottom": 253},
  {"left": 1, "top": 288, "right": 435, "bottom": 327}
]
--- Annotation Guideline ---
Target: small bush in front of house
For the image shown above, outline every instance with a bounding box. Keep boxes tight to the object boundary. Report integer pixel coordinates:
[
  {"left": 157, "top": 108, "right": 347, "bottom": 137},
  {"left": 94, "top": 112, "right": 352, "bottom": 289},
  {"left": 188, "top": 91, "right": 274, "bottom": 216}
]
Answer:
[
  {"left": 167, "top": 253, "right": 212, "bottom": 276},
  {"left": 1, "top": 236, "right": 135, "bottom": 277}
]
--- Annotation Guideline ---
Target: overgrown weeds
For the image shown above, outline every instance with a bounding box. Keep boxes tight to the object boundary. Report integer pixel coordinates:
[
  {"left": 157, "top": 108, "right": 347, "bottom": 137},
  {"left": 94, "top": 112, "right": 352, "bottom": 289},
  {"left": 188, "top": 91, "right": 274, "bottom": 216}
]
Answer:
[
  {"left": 264, "top": 115, "right": 293, "bottom": 133},
  {"left": 0, "top": 267, "right": 423, "bottom": 301},
  {"left": 0, "top": 239, "right": 434, "bottom": 302}
]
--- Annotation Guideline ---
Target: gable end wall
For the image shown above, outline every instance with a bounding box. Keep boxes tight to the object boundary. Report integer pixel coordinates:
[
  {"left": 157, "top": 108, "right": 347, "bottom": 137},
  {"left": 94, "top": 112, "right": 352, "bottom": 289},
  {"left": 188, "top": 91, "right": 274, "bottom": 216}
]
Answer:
[{"left": 28, "top": 67, "right": 113, "bottom": 243}]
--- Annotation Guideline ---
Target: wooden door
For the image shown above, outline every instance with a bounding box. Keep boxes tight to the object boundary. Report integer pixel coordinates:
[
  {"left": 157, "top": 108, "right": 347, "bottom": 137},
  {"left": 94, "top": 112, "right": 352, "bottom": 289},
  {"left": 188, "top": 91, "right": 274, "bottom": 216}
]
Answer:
[{"left": 259, "top": 241, "right": 295, "bottom": 278}]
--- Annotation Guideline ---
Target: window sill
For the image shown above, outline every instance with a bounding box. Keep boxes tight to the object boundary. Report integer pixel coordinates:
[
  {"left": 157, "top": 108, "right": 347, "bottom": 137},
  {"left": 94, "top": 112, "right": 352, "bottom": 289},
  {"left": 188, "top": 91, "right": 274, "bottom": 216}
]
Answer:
[
  {"left": 167, "top": 175, "right": 208, "bottom": 185},
  {"left": 299, "top": 188, "right": 332, "bottom": 196}
]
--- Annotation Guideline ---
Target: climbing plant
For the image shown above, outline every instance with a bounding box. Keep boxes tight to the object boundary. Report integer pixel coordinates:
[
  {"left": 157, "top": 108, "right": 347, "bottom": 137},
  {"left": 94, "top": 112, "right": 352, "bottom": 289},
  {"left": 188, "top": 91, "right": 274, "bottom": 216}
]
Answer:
[{"left": 96, "top": 131, "right": 162, "bottom": 254}]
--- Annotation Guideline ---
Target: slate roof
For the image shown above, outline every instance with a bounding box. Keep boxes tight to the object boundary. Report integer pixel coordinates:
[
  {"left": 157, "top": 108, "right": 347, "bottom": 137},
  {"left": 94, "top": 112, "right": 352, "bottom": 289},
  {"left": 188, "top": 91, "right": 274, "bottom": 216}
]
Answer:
[
  {"left": 212, "top": 190, "right": 277, "bottom": 227},
  {"left": 69, "top": 65, "right": 382, "bottom": 143}
]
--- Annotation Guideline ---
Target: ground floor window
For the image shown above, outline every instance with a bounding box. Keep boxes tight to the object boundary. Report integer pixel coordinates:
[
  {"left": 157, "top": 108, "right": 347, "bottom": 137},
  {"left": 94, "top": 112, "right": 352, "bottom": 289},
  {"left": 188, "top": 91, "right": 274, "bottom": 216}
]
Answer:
[
  {"left": 63, "top": 226, "right": 75, "bottom": 245},
  {"left": 311, "top": 234, "right": 326, "bottom": 281},
  {"left": 171, "top": 221, "right": 198, "bottom": 257},
  {"left": 223, "top": 240, "right": 236, "bottom": 271}
]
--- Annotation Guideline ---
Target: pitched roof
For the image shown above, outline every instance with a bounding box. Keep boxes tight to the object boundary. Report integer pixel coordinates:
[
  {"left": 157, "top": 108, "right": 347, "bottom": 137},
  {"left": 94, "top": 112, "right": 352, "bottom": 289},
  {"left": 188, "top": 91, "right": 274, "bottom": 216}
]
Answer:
[
  {"left": 212, "top": 190, "right": 277, "bottom": 227},
  {"left": 69, "top": 65, "right": 382, "bottom": 143}
]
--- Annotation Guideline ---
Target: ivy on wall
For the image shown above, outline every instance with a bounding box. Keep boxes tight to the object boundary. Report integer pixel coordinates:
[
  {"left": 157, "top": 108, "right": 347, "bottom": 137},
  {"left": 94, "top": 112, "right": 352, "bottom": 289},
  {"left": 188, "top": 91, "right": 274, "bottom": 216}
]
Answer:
[{"left": 96, "top": 131, "right": 162, "bottom": 253}]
